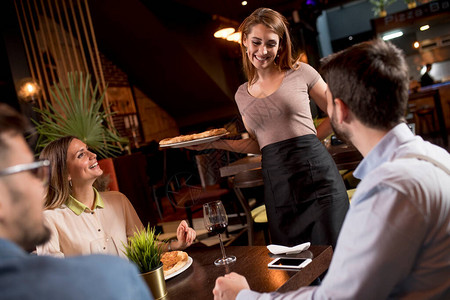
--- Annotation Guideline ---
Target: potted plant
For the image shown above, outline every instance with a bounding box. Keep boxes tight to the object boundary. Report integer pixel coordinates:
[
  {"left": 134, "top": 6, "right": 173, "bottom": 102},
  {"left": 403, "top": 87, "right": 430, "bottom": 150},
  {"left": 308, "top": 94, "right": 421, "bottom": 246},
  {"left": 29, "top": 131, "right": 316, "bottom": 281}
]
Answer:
[
  {"left": 123, "top": 225, "right": 167, "bottom": 299},
  {"left": 404, "top": 0, "right": 417, "bottom": 9},
  {"left": 33, "top": 71, "right": 128, "bottom": 158},
  {"left": 370, "top": 0, "right": 397, "bottom": 17}
]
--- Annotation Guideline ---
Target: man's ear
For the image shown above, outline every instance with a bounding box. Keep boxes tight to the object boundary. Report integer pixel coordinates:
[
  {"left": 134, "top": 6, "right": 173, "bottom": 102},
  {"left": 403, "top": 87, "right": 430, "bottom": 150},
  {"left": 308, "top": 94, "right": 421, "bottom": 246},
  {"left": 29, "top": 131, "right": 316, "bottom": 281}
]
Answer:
[{"left": 333, "top": 98, "right": 349, "bottom": 124}]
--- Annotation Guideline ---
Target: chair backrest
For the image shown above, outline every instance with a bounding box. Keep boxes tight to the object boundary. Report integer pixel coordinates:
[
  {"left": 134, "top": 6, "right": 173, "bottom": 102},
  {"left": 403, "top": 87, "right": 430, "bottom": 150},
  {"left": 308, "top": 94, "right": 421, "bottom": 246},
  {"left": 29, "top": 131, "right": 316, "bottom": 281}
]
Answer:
[
  {"left": 233, "top": 168, "right": 264, "bottom": 189},
  {"left": 195, "top": 151, "right": 226, "bottom": 188},
  {"left": 113, "top": 153, "right": 158, "bottom": 226}
]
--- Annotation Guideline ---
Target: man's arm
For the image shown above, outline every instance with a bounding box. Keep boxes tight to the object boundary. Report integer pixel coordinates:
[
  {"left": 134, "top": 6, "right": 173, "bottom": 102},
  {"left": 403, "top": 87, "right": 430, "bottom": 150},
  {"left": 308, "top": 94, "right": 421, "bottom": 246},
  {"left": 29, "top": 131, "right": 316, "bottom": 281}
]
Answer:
[{"left": 214, "top": 185, "right": 426, "bottom": 300}]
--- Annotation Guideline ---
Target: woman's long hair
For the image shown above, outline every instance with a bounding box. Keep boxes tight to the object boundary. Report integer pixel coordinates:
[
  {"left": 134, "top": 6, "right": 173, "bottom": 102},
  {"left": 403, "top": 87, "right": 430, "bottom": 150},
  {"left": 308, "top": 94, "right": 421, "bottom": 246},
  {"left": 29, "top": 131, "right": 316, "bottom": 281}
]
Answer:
[
  {"left": 239, "top": 8, "right": 300, "bottom": 85},
  {"left": 40, "top": 136, "right": 75, "bottom": 209}
]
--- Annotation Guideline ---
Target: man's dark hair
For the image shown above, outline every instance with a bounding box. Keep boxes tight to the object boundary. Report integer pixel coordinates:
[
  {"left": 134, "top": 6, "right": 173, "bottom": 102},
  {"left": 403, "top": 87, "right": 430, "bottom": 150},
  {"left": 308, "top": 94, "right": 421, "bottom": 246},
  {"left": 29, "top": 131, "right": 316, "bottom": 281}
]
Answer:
[
  {"left": 320, "top": 39, "right": 409, "bottom": 130},
  {"left": 0, "top": 104, "right": 28, "bottom": 151}
]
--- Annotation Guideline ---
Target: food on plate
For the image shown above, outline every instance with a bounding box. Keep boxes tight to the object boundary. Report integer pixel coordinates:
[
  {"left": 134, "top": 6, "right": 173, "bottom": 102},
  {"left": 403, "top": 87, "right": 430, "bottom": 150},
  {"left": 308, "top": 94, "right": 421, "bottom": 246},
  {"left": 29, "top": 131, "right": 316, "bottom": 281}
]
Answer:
[
  {"left": 159, "top": 128, "right": 228, "bottom": 145},
  {"left": 161, "top": 250, "right": 189, "bottom": 277}
]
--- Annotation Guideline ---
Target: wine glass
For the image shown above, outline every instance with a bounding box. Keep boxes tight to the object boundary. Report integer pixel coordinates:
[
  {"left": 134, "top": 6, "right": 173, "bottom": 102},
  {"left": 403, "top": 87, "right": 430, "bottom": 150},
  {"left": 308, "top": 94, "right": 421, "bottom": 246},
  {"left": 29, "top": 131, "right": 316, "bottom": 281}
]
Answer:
[{"left": 203, "top": 200, "right": 236, "bottom": 266}]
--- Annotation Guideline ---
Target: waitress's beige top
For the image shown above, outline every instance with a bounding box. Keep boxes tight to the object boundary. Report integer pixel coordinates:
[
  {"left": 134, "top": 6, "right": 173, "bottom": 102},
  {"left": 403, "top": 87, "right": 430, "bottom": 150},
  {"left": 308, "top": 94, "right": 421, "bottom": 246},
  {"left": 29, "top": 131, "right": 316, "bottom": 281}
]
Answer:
[
  {"left": 234, "top": 62, "right": 320, "bottom": 149},
  {"left": 36, "top": 189, "right": 143, "bottom": 259}
]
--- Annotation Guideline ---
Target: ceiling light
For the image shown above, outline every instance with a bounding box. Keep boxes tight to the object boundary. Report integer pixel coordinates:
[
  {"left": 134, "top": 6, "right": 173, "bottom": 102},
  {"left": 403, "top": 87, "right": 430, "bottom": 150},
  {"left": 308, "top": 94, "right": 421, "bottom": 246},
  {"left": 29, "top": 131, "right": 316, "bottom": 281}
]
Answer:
[
  {"left": 382, "top": 31, "right": 403, "bottom": 41},
  {"left": 214, "top": 27, "right": 235, "bottom": 39},
  {"left": 226, "top": 32, "right": 241, "bottom": 43},
  {"left": 420, "top": 25, "right": 430, "bottom": 31},
  {"left": 413, "top": 41, "right": 420, "bottom": 48},
  {"left": 241, "top": 1, "right": 247, "bottom": 5}
]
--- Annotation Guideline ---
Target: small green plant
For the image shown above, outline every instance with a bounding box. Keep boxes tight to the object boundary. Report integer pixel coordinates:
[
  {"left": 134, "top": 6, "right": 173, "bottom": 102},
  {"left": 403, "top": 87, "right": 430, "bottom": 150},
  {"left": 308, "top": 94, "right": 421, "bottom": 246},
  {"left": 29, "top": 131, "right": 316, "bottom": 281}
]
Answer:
[
  {"left": 33, "top": 72, "right": 128, "bottom": 158},
  {"left": 370, "top": 0, "right": 397, "bottom": 16},
  {"left": 123, "top": 225, "right": 164, "bottom": 273}
]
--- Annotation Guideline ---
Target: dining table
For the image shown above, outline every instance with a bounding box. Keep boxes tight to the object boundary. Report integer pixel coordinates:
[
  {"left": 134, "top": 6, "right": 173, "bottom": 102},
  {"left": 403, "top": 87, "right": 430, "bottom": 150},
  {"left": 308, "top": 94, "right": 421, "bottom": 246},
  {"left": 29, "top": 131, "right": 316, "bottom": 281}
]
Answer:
[
  {"left": 164, "top": 244, "right": 333, "bottom": 299},
  {"left": 219, "top": 142, "right": 363, "bottom": 177}
]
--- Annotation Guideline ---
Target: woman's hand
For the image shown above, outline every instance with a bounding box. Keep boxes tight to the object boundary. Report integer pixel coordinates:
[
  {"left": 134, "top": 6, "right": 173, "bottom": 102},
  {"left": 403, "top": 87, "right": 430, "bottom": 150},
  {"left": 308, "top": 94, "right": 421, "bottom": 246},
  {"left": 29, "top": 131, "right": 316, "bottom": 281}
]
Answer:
[{"left": 172, "top": 220, "right": 196, "bottom": 250}]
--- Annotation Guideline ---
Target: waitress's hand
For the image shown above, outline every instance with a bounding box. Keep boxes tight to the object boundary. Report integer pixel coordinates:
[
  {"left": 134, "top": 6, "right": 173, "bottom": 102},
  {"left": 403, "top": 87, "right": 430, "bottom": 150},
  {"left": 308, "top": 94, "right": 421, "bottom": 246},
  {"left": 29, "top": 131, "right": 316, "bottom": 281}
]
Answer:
[{"left": 173, "top": 220, "right": 196, "bottom": 250}]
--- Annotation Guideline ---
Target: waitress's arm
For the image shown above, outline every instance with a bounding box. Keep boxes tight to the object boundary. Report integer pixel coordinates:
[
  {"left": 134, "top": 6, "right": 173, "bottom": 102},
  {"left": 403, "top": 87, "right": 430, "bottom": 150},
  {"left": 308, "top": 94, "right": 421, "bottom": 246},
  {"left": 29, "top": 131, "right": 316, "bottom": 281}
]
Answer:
[
  {"left": 186, "top": 117, "right": 261, "bottom": 154},
  {"left": 186, "top": 136, "right": 260, "bottom": 154},
  {"left": 309, "top": 78, "right": 333, "bottom": 140}
]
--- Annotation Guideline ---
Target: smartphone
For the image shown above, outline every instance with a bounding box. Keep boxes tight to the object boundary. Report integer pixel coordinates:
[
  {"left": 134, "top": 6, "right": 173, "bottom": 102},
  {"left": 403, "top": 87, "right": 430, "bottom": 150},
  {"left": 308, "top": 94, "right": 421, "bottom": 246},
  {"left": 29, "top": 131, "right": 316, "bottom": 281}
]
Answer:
[{"left": 267, "top": 257, "right": 312, "bottom": 269}]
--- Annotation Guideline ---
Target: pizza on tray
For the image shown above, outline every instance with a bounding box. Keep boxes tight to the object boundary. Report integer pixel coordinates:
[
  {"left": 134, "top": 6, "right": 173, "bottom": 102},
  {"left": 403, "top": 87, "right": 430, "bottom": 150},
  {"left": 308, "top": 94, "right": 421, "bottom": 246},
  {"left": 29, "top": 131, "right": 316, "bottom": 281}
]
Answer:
[
  {"left": 161, "top": 250, "right": 189, "bottom": 277},
  {"left": 159, "top": 128, "right": 228, "bottom": 146}
]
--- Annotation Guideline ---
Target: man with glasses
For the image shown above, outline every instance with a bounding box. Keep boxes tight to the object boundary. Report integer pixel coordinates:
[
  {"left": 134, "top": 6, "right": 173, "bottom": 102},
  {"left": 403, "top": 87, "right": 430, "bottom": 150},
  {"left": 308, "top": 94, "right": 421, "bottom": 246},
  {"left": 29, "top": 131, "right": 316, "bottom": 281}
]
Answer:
[{"left": 0, "top": 104, "right": 153, "bottom": 300}]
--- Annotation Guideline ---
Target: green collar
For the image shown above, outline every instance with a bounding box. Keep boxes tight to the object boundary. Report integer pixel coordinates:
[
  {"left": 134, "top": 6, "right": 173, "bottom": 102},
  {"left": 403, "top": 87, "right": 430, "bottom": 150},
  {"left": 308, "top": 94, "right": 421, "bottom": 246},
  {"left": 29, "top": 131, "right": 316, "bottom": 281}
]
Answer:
[{"left": 66, "top": 188, "right": 105, "bottom": 215}]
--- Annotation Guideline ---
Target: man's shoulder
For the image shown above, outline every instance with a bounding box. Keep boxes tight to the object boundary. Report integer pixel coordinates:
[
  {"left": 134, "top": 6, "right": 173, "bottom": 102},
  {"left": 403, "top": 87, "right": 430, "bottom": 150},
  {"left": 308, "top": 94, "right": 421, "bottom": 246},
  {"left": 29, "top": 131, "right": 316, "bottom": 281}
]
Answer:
[
  {"left": 25, "top": 253, "right": 135, "bottom": 275},
  {"left": 359, "top": 151, "right": 450, "bottom": 202},
  {"left": 0, "top": 254, "right": 151, "bottom": 300}
]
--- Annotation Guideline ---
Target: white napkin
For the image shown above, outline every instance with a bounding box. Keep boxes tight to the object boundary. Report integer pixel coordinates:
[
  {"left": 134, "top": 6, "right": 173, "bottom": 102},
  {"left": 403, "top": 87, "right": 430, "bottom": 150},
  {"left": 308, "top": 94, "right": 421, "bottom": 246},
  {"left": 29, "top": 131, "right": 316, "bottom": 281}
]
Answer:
[{"left": 267, "top": 242, "right": 310, "bottom": 255}]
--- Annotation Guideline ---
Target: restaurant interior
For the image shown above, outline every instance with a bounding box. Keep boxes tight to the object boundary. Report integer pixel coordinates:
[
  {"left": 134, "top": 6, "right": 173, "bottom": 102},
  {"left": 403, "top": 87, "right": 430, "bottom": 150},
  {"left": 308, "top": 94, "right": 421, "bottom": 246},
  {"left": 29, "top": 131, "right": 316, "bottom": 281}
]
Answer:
[{"left": 1, "top": 0, "right": 449, "bottom": 267}]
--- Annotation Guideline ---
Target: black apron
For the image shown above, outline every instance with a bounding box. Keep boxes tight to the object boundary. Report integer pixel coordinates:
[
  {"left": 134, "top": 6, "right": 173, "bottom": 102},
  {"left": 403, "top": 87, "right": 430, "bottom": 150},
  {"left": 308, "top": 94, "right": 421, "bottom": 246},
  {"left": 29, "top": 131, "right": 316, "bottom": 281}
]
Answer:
[{"left": 261, "top": 134, "right": 349, "bottom": 248}]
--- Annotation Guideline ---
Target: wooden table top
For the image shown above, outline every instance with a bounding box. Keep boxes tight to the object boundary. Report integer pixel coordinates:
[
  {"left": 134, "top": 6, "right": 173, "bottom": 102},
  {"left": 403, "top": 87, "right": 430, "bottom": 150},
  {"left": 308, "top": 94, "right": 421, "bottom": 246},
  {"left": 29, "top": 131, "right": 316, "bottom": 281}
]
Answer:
[{"left": 164, "top": 245, "right": 333, "bottom": 299}]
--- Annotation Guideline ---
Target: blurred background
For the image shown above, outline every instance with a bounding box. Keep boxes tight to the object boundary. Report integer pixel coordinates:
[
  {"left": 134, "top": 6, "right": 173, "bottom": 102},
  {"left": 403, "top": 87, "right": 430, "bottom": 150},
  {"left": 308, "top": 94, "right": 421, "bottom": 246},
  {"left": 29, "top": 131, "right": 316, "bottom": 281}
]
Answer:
[
  {"left": 1, "top": 0, "right": 448, "bottom": 244},
  {"left": 1, "top": 0, "right": 449, "bottom": 146}
]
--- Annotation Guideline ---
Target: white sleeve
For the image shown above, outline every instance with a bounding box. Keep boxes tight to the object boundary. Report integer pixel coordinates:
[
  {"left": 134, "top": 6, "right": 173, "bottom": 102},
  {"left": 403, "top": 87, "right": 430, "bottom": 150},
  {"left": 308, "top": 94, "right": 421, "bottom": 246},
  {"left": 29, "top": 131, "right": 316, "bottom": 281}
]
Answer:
[
  {"left": 120, "top": 193, "right": 144, "bottom": 238},
  {"left": 311, "top": 185, "right": 426, "bottom": 299},
  {"left": 35, "top": 215, "right": 65, "bottom": 258},
  {"left": 237, "top": 287, "right": 316, "bottom": 300}
]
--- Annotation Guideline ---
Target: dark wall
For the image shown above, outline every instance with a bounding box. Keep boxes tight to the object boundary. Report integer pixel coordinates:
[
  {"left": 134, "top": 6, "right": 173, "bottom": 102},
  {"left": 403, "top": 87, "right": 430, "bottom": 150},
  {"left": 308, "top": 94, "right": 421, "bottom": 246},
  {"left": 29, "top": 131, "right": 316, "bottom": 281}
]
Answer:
[{"left": 0, "top": 0, "right": 27, "bottom": 111}]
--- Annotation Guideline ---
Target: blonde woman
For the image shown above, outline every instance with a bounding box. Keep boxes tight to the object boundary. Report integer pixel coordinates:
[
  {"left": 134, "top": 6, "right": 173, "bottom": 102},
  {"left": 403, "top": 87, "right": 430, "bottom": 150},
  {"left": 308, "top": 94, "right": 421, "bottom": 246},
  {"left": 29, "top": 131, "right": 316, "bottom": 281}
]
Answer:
[{"left": 36, "top": 136, "right": 195, "bottom": 258}]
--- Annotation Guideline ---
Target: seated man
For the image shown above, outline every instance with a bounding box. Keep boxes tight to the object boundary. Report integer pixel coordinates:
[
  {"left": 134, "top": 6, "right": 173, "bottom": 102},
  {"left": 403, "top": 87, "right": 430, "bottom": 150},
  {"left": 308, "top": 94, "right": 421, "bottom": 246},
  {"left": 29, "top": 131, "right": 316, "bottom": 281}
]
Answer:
[
  {"left": 420, "top": 63, "right": 435, "bottom": 87},
  {"left": 0, "top": 104, "right": 153, "bottom": 300},
  {"left": 213, "top": 39, "right": 450, "bottom": 299}
]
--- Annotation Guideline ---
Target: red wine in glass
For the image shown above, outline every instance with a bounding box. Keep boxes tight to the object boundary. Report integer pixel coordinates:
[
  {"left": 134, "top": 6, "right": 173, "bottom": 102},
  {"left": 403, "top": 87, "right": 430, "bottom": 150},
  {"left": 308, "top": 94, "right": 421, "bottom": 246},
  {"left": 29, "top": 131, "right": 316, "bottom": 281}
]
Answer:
[
  {"left": 206, "top": 223, "right": 227, "bottom": 235},
  {"left": 203, "top": 200, "right": 236, "bottom": 266}
]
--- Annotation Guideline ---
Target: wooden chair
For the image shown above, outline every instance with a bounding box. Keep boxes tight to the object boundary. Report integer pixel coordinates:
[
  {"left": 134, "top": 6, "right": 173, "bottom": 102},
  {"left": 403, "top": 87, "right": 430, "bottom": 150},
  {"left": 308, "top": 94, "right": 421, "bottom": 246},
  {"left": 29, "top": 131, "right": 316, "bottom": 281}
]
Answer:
[
  {"left": 415, "top": 105, "right": 437, "bottom": 135},
  {"left": 165, "top": 152, "right": 230, "bottom": 228},
  {"left": 231, "top": 168, "right": 269, "bottom": 246},
  {"left": 113, "top": 153, "right": 159, "bottom": 227}
]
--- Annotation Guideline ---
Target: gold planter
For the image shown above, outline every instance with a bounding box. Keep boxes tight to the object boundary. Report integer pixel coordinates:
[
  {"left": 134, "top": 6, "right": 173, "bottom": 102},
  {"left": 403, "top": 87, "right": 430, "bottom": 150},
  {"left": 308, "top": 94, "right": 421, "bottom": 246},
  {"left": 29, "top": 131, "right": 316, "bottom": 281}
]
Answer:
[
  {"left": 141, "top": 263, "right": 167, "bottom": 299},
  {"left": 379, "top": 10, "right": 387, "bottom": 17}
]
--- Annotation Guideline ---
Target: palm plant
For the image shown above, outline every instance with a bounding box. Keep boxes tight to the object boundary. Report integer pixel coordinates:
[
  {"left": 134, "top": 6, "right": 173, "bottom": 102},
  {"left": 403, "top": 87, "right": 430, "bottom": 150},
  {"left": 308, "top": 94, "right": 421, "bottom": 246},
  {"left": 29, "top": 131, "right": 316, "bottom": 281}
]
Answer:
[
  {"left": 33, "top": 72, "right": 127, "bottom": 158},
  {"left": 123, "top": 225, "right": 164, "bottom": 273}
]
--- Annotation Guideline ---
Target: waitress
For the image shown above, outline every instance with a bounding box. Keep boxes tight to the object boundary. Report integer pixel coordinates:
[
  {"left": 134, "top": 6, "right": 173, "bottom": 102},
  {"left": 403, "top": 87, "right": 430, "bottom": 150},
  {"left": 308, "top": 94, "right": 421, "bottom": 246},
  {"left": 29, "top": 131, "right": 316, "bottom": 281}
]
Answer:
[{"left": 189, "top": 8, "right": 348, "bottom": 248}]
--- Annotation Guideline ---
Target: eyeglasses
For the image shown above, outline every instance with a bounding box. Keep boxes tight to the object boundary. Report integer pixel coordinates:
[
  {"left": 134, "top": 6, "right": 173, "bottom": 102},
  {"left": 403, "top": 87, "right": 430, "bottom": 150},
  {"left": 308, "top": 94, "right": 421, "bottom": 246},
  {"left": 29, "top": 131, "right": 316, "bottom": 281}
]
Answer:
[{"left": 0, "top": 159, "right": 50, "bottom": 186}]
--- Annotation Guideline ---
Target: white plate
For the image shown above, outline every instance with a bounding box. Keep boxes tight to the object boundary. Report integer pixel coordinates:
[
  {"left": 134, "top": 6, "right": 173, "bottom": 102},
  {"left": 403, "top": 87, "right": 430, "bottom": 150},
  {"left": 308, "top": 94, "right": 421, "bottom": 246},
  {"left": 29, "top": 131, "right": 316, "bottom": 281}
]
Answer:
[
  {"left": 159, "top": 134, "right": 228, "bottom": 148},
  {"left": 164, "top": 256, "right": 193, "bottom": 280}
]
